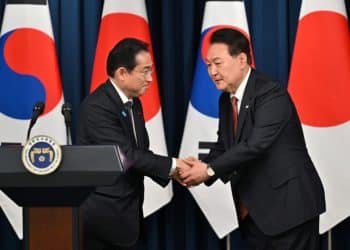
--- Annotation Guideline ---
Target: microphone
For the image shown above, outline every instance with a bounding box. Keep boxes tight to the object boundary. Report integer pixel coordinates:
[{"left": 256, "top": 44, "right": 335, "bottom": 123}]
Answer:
[
  {"left": 61, "top": 103, "right": 72, "bottom": 145},
  {"left": 61, "top": 103, "right": 72, "bottom": 126},
  {"left": 26, "top": 102, "right": 45, "bottom": 141}
]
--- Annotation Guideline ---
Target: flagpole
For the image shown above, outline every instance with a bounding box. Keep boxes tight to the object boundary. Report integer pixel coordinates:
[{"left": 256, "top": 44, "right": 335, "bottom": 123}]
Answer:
[
  {"left": 328, "top": 230, "right": 332, "bottom": 250},
  {"left": 226, "top": 233, "right": 231, "bottom": 250}
]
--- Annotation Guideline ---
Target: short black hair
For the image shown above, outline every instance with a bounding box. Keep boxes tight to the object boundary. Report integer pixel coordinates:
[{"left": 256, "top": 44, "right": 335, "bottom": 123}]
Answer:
[
  {"left": 210, "top": 28, "right": 252, "bottom": 65},
  {"left": 106, "top": 38, "right": 149, "bottom": 77}
]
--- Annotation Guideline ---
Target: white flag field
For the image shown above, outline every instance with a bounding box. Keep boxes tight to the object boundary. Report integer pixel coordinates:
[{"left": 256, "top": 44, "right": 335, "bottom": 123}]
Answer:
[
  {"left": 179, "top": 1, "right": 255, "bottom": 238},
  {"left": 0, "top": 2, "right": 66, "bottom": 239},
  {"left": 288, "top": 0, "right": 350, "bottom": 233},
  {"left": 90, "top": 0, "right": 173, "bottom": 217}
]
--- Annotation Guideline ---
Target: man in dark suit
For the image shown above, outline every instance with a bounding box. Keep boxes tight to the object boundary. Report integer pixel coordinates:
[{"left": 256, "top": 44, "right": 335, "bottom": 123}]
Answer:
[
  {"left": 77, "top": 38, "right": 186, "bottom": 250},
  {"left": 179, "top": 28, "right": 325, "bottom": 249}
]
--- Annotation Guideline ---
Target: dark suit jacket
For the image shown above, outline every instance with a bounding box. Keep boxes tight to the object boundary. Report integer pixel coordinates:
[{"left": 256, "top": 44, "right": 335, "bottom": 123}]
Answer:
[
  {"left": 76, "top": 80, "right": 172, "bottom": 246},
  {"left": 206, "top": 70, "right": 325, "bottom": 236}
]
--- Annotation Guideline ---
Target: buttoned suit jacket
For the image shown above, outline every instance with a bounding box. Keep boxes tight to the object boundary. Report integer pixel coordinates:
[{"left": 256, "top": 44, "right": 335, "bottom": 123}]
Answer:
[
  {"left": 206, "top": 70, "right": 325, "bottom": 236},
  {"left": 76, "top": 80, "right": 172, "bottom": 246}
]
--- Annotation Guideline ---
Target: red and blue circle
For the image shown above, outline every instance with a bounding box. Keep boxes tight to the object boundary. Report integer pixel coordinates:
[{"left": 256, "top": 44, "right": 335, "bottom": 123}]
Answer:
[{"left": 0, "top": 28, "right": 62, "bottom": 120}]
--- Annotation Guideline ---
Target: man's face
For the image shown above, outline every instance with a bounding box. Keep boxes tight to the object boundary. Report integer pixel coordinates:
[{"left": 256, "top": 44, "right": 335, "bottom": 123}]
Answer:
[
  {"left": 205, "top": 43, "right": 247, "bottom": 93},
  {"left": 122, "top": 50, "right": 153, "bottom": 98}
]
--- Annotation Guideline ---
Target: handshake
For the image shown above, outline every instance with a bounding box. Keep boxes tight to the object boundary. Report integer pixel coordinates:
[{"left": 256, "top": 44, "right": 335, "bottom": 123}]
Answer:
[{"left": 171, "top": 157, "right": 213, "bottom": 187}]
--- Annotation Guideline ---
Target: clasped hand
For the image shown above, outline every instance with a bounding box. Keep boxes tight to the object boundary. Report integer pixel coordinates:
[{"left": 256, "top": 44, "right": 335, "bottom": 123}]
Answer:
[{"left": 171, "top": 157, "right": 210, "bottom": 187}]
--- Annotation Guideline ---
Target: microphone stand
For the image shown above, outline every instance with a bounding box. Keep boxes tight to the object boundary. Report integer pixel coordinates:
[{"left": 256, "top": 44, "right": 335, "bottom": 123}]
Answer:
[
  {"left": 62, "top": 103, "right": 72, "bottom": 145},
  {"left": 61, "top": 103, "right": 81, "bottom": 249},
  {"left": 65, "top": 122, "right": 71, "bottom": 146}
]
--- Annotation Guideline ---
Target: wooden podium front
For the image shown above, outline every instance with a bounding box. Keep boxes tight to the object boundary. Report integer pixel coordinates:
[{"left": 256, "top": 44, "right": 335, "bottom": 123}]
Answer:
[{"left": 26, "top": 207, "right": 76, "bottom": 250}]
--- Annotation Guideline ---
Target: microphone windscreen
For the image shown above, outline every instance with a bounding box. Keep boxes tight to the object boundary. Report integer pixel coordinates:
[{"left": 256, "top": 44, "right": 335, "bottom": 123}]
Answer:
[
  {"left": 33, "top": 102, "right": 45, "bottom": 114},
  {"left": 61, "top": 103, "right": 72, "bottom": 114}
]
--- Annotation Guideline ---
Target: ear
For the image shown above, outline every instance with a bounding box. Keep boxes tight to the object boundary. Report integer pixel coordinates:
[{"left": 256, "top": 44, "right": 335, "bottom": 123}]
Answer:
[
  {"left": 238, "top": 52, "right": 247, "bottom": 65},
  {"left": 115, "top": 67, "right": 129, "bottom": 81}
]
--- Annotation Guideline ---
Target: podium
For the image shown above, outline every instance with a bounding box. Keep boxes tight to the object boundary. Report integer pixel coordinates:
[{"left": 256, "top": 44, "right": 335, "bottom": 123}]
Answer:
[{"left": 0, "top": 144, "right": 123, "bottom": 250}]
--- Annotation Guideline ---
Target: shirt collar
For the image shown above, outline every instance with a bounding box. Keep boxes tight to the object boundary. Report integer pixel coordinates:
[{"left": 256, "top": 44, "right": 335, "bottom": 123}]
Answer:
[
  {"left": 230, "top": 67, "right": 251, "bottom": 102},
  {"left": 109, "top": 78, "right": 132, "bottom": 104}
]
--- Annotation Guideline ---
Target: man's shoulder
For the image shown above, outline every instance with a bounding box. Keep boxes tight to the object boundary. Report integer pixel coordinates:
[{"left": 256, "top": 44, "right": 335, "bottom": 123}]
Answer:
[
  {"left": 89, "top": 80, "right": 110, "bottom": 96},
  {"left": 253, "top": 71, "right": 286, "bottom": 96},
  {"left": 80, "top": 81, "right": 116, "bottom": 110},
  {"left": 254, "top": 70, "right": 280, "bottom": 86},
  {"left": 85, "top": 80, "right": 112, "bottom": 100}
]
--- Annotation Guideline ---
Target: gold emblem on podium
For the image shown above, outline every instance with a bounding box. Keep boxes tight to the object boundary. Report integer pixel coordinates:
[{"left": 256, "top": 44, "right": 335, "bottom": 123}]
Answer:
[{"left": 22, "top": 135, "right": 62, "bottom": 175}]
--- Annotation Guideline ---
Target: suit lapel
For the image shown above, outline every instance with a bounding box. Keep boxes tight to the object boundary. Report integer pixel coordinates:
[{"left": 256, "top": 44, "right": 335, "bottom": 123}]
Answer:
[
  {"left": 221, "top": 93, "right": 235, "bottom": 148},
  {"left": 104, "top": 81, "right": 138, "bottom": 146},
  {"left": 235, "top": 70, "right": 256, "bottom": 142},
  {"left": 132, "top": 98, "right": 146, "bottom": 149}
]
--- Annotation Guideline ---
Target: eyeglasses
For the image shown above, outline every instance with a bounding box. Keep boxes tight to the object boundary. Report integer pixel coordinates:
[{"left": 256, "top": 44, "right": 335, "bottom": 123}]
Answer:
[{"left": 133, "top": 68, "right": 153, "bottom": 78}]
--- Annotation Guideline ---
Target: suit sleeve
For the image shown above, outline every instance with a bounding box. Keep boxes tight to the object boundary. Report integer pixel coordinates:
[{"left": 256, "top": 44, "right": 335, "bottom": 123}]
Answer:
[
  {"left": 203, "top": 116, "right": 226, "bottom": 185},
  {"left": 77, "top": 101, "right": 172, "bottom": 187},
  {"left": 210, "top": 84, "right": 293, "bottom": 180}
]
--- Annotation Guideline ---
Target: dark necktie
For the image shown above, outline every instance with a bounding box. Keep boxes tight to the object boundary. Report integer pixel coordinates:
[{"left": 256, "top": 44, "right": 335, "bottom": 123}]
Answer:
[
  {"left": 231, "top": 96, "right": 248, "bottom": 220},
  {"left": 125, "top": 101, "right": 138, "bottom": 145}
]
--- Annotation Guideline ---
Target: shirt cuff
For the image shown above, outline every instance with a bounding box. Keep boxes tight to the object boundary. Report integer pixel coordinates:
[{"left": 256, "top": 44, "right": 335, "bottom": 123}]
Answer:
[{"left": 169, "top": 158, "right": 177, "bottom": 176}]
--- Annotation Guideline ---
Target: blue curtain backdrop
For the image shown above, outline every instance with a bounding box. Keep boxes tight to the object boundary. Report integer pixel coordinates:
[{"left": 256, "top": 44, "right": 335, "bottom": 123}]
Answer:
[{"left": 0, "top": 0, "right": 350, "bottom": 249}]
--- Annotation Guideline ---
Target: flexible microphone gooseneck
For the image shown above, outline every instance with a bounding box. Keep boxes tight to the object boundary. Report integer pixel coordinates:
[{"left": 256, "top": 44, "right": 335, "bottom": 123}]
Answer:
[{"left": 26, "top": 102, "right": 45, "bottom": 141}]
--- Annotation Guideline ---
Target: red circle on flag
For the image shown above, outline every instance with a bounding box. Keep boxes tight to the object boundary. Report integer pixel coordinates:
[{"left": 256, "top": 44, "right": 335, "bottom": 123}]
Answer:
[
  {"left": 90, "top": 13, "right": 160, "bottom": 121},
  {"left": 288, "top": 11, "right": 350, "bottom": 127}
]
